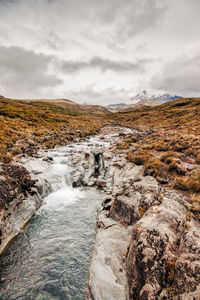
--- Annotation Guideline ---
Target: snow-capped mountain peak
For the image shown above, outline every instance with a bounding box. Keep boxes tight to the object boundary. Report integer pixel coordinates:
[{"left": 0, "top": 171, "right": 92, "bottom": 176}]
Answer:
[
  {"left": 131, "top": 90, "right": 148, "bottom": 101},
  {"left": 130, "top": 90, "right": 182, "bottom": 103}
]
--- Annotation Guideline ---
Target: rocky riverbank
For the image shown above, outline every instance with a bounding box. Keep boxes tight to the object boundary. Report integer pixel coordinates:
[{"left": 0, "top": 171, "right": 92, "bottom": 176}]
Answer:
[
  {"left": 1, "top": 126, "right": 200, "bottom": 299},
  {"left": 70, "top": 127, "right": 200, "bottom": 300},
  {"left": 0, "top": 158, "right": 51, "bottom": 255}
]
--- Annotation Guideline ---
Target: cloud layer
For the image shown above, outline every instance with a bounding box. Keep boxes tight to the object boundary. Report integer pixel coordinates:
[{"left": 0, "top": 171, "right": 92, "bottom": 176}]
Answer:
[
  {"left": 0, "top": 45, "right": 62, "bottom": 97},
  {"left": 61, "top": 56, "right": 151, "bottom": 73},
  {"left": 151, "top": 54, "right": 200, "bottom": 96},
  {"left": 0, "top": 0, "right": 200, "bottom": 103}
]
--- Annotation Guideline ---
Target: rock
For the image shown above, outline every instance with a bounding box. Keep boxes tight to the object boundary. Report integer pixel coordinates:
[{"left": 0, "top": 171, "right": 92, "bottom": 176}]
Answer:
[
  {"left": 126, "top": 191, "right": 190, "bottom": 299},
  {"left": 72, "top": 173, "right": 83, "bottom": 187},
  {"left": 102, "top": 196, "right": 114, "bottom": 211},
  {"left": 0, "top": 161, "right": 50, "bottom": 255},
  {"left": 102, "top": 196, "right": 113, "bottom": 203},
  {"left": 88, "top": 181, "right": 95, "bottom": 187},
  {"left": 92, "top": 148, "right": 104, "bottom": 176},
  {"left": 32, "top": 170, "right": 43, "bottom": 175},
  {"left": 3, "top": 126, "right": 200, "bottom": 300},
  {"left": 86, "top": 210, "right": 131, "bottom": 300},
  {"left": 95, "top": 179, "right": 107, "bottom": 187},
  {"left": 109, "top": 192, "right": 142, "bottom": 225},
  {"left": 133, "top": 176, "right": 160, "bottom": 194},
  {"left": 171, "top": 217, "right": 200, "bottom": 299},
  {"left": 72, "top": 154, "right": 83, "bottom": 165},
  {"left": 42, "top": 156, "right": 53, "bottom": 162}
]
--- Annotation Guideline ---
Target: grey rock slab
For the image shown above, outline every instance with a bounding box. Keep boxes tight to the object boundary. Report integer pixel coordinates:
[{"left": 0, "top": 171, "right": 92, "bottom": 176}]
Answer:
[
  {"left": 87, "top": 211, "right": 131, "bottom": 300},
  {"left": 109, "top": 192, "right": 142, "bottom": 225},
  {"left": 172, "top": 217, "right": 200, "bottom": 299},
  {"left": 126, "top": 192, "right": 188, "bottom": 299}
]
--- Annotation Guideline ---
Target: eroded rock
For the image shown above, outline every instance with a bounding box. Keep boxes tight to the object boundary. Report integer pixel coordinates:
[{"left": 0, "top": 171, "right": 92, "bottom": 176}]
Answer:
[
  {"left": 0, "top": 161, "right": 50, "bottom": 255},
  {"left": 86, "top": 211, "right": 131, "bottom": 300}
]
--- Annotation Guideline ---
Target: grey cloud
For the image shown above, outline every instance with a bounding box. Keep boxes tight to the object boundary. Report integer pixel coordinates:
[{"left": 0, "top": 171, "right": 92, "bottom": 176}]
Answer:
[
  {"left": 0, "top": 0, "right": 168, "bottom": 40},
  {"left": 0, "top": 0, "right": 200, "bottom": 102},
  {"left": 0, "top": 46, "right": 62, "bottom": 96},
  {"left": 69, "top": 86, "right": 133, "bottom": 105},
  {"left": 71, "top": 0, "right": 168, "bottom": 37},
  {"left": 150, "top": 54, "right": 200, "bottom": 96},
  {"left": 116, "top": 0, "right": 168, "bottom": 40},
  {"left": 61, "top": 57, "right": 154, "bottom": 74}
]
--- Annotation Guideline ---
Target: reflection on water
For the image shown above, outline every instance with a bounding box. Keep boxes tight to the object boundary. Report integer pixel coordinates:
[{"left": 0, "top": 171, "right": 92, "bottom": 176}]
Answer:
[{"left": 0, "top": 141, "right": 103, "bottom": 300}]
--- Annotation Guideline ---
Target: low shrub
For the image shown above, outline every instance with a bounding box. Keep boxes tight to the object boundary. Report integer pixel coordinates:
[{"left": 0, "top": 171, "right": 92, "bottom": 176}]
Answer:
[
  {"left": 161, "top": 151, "right": 179, "bottom": 164},
  {"left": 174, "top": 176, "right": 200, "bottom": 193},
  {"left": 12, "top": 147, "right": 22, "bottom": 155},
  {"left": 116, "top": 143, "right": 129, "bottom": 150},
  {"left": 144, "top": 158, "right": 166, "bottom": 177},
  {"left": 127, "top": 151, "right": 150, "bottom": 165},
  {"left": 154, "top": 142, "right": 169, "bottom": 151},
  {"left": 139, "top": 205, "right": 147, "bottom": 217},
  {"left": 196, "top": 153, "right": 200, "bottom": 164},
  {"left": 169, "top": 161, "right": 186, "bottom": 175}
]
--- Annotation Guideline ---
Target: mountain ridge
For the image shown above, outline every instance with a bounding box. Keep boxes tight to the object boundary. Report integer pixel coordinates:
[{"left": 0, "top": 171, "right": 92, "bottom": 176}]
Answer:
[{"left": 106, "top": 90, "right": 183, "bottom": 112}]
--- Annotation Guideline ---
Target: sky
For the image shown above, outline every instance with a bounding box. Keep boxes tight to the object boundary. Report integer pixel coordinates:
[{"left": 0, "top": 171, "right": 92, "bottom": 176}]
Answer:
[{"left": 0, "top": 0, "right": 200, "bottom": 104}]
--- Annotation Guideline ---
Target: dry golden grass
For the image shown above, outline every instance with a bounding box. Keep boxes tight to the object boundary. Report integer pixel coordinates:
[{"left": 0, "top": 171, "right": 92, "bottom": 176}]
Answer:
[
  {"left": 110, "top": 98, "right": 200, "bottom": 201},
  {"left": 0, "top": 97, "right": 111, "bottom": 162},
  {"left": 160, "top": 152, "right": 180, "bottom": 164},
  {"left": 1, "top": 96, "right": 200, "bottom": 200},
  {"left": 127, "top": 152, "right": 149, "bottom": 165}
]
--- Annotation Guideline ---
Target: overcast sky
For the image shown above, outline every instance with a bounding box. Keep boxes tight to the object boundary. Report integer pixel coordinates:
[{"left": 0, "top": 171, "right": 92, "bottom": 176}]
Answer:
[{"left": 0, "top": 0, "right": 200, "bottom": 104}]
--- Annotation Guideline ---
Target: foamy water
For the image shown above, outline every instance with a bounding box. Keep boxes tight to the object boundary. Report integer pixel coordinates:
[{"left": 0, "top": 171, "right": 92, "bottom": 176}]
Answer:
[
  {"left": 0, "top": 127, "right": 133, "bottom": 300},
  {"left": 0, "top": 135, "right": 105, "bottom": 300}
]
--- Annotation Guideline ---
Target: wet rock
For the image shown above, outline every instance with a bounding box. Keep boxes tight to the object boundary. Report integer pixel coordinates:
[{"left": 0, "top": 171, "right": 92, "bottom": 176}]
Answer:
[
  {"left": 102, "top": 196, "right": 114, "bottom": 211},
  {"left": 72, "top": 154, "right": 83, "bottom": 165},
  {"left": 87, "top": 181, "right": 95, "bottom": 187},
  {"left": 3, "top": 126, "right": 200, "bottom": 300},
  {"left": 0, "top": 162, "right": 50, "bottom": 255},
  {"left": 92, "top": 148, "right": 104, "bottom": 176},
  {"left": 32, "top": 170, "right": 43, "bottom": 175},
  {"left": 42, "top": 156, "right": 53, "bottom": 162},
  {"left": 72, "top": 172, "right": 83, "bottom": 187},
  {"left": 95, "top": 179, "right": 107, "bottom": 187},
  {"left": 0, "top": 164, "right": 36, "bottom": 209},
  {"left": 86, "top": 210, "right": 131, "bottom": 300}
]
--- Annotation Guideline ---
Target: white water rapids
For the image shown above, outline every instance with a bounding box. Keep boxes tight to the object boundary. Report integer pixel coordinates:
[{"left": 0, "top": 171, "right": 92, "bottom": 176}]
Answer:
[{"left": 0, "top": 128, "right": 133, "bottom": 300}]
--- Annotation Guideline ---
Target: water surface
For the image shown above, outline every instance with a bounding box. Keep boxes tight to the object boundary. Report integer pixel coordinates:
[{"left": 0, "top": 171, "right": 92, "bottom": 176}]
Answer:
[{"left": 0, "top": 139, "right": 105, "bottom": 300}]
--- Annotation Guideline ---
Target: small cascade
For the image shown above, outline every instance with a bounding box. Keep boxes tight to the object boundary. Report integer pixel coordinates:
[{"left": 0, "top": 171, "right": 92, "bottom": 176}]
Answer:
[
  {"left": 0, "top": 133, "right": 107, "bottom": 300},
  {"left": 0, "top": 127, "right": 133, "bottom": 300}
]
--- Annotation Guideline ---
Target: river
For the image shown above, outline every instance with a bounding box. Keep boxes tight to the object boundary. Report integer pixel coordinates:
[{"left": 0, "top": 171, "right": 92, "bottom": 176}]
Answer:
[{"left": 0, "top": 136, "right": 111, "bottom": 300}]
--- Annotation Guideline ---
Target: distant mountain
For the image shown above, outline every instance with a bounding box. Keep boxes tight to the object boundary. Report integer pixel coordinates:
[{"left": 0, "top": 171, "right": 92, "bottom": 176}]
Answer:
[
  {"left": 130, "top": 90, "right": 148, "bottom": 102},
  {"left": 106, "top": 102, "right": 147, "bottom": 113},
  {"left": 106, "top": 90, "right": 183, "bottom": 112},
  {"left": 130, "top": 90, "right": 182, "bottom": 103}
]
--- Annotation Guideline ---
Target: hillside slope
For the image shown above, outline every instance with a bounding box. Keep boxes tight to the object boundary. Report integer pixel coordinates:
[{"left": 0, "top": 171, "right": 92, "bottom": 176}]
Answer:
[
  {"left": 0, "top": 96, "right": 199, "bottom": 198},
  {"left": 111, "top": 97, "right": 200, "bottom": 132},
  {"left": 108, "top": 98, "right": 200, "bottom": 198},
  {"left": 0, "top": 97, "right": 110, "bottom": 162}
]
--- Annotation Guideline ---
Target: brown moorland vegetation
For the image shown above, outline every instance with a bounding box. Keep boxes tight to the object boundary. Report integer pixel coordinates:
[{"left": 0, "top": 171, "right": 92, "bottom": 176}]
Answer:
[
  {"left": 0, "top": 96, "right": 200, "bottom": 211},
  {"left": 0, "top": 97, "right": 111, "bottom": 163},
  {"left": 108, "top": 98, "right": 200, "bottom": 211}
]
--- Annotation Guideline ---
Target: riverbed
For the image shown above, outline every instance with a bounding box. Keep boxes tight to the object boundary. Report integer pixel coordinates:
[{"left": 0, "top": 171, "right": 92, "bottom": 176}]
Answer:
[
  {"left": 0, "top": 127, "right": 133, "bottom": 300},
  {"left": 0, "top": 134, "right": 113, "bottom": 300}
]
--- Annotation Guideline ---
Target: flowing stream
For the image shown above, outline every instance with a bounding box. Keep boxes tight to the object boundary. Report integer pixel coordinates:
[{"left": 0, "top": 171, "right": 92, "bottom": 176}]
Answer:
[{"left": 0, "top": 136, "right": 111, "bottom": 300}]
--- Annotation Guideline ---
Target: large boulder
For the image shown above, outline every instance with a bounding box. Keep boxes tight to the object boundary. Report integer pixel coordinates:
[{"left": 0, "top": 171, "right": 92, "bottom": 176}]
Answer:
[
  {"left": 86, "top": 210, "right": 131, "bottom": 300},
  {"left": 126, "top": 190, "right": 200, "bottom": 299}
]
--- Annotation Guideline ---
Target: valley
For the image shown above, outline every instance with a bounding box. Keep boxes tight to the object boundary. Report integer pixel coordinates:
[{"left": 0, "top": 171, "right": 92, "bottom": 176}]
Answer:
[{"left": 0, "top": 96, "right": 200, "bottom": 299}]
